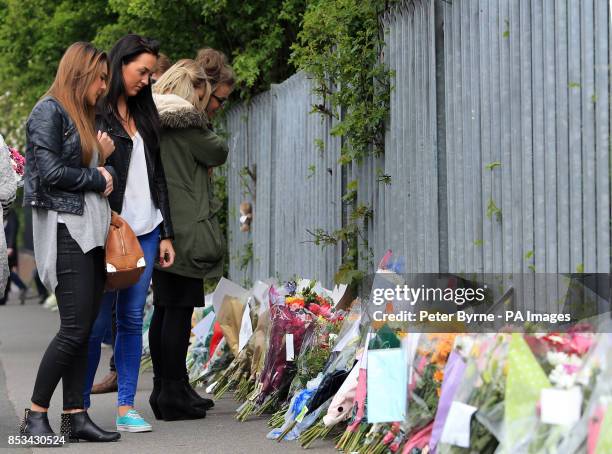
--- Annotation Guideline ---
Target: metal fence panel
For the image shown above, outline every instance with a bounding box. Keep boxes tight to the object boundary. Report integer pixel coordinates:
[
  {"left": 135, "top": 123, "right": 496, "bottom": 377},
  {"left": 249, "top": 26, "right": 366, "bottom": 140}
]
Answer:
[{"left": 224, "top": 0, "right": 611, "bottom": 288}]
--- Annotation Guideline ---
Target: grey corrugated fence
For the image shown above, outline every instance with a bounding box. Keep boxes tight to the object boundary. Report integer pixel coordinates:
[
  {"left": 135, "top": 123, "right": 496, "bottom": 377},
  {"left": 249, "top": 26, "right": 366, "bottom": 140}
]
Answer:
[
  {"left": 224, "top": 0, "right": 611, "bottom": 288},
  {"left": 225, "top": 73, "right": 343, "bottom": 288}
]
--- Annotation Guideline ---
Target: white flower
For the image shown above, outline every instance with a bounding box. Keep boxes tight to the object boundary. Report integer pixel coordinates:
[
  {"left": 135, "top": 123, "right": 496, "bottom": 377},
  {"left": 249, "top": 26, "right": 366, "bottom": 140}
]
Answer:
[
  {"left": 547, "top": 351, "right": 570, "bottom": 367},
  {"left": 549, "top": 364, "right": 577, "bottom": 389}
]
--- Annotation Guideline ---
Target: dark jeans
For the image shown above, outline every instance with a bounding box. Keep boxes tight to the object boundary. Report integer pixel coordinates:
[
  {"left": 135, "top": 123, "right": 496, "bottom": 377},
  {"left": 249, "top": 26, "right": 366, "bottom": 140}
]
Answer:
[
  {"left": 31, "top": 225, "right": 105, "bottom": 410},
  {"left": 0, "top": 272, "right": 26, "bottom": 305},
  {"left": 148, "top": 306, "right": 193, "bottom": 380}
]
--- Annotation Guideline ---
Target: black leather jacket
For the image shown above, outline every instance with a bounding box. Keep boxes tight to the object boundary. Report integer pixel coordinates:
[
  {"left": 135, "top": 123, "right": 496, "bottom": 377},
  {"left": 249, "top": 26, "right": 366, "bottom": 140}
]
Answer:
[
  {"left": 23, "top": 97, "right": 118, "bottom": 215},
  {"left": 96, "top": 109, "right": 174, "bottom": 240}
]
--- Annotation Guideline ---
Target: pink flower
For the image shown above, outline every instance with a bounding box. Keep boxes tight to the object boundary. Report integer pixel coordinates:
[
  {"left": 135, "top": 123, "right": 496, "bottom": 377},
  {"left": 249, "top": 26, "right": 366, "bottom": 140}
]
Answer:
[
  {"left": 563, "top": 364, "right": 580, "bottom": 374},
  {"left": 567, "top": 334, "right": 593, "bottom": 356},
  {"left": 8, "top": 147, "right": 25, "bottom": 177}
]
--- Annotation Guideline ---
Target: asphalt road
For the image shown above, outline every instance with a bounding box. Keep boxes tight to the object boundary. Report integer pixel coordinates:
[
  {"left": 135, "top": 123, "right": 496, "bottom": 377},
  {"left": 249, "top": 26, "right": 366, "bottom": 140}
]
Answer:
[{"left": 0, "top": 297, "right": 337, "bottom": 454}]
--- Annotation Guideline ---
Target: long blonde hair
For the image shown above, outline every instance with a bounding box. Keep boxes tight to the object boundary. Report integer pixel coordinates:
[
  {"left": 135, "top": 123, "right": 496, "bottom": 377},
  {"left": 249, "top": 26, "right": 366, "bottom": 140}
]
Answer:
[
  {"left": 153, "top": 59, "right": 211, "bottom": 110},
  {"left": 45, "top": 42, "right": 108, "bottom": 165}
]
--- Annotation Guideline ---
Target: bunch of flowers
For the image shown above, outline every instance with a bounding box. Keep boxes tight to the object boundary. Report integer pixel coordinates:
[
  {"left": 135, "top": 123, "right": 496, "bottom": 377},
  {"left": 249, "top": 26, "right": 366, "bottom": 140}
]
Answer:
[
  {"left": 437, "top": 334, "right": 510, "bottom": 454},
  {"left": 9, "top": 146, "right": 25, "bottom": 180},
  {"left": 512, "top": 329, "right": 597, "bottom": 453},
  {"left": 236, "top": 301, "right": 314, "bottom": 420}
]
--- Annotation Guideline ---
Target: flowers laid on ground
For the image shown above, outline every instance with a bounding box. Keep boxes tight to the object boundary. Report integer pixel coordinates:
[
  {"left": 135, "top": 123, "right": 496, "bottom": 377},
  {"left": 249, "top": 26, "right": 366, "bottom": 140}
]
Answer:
[{"left": 171, "top": 264, "right": 612, "bottom": 454}]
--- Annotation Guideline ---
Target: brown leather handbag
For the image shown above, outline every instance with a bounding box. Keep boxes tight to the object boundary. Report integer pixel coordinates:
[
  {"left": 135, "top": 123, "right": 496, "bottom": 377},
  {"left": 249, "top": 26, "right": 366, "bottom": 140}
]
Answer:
[{"left": 105, "top": 211, "right": 146, "bottom": 290}]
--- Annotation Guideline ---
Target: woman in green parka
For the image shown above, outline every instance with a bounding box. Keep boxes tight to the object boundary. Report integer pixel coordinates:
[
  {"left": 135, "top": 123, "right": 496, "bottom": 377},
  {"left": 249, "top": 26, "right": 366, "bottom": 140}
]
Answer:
[{"left": 148, "top": 58, "right": 234, "bottom": 421}]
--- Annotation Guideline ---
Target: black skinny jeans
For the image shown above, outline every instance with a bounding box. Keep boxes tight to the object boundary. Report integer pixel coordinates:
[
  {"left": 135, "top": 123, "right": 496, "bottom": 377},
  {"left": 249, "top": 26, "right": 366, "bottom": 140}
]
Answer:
[
  {"left": 148, "top": 306, "right": 193, "bottom": 380},
  {"left": 31, "top": 225, "right": 105, "bottom": 410}
]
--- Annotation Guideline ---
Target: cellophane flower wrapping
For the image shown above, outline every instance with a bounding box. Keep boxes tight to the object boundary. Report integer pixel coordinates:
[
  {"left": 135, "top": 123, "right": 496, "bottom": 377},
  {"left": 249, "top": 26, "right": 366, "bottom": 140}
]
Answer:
[
  {"left": 266, "top": 299, "right": 359, "bottom": 442},
  {"left": 253, "top": 303, "right": 314, "bottom": 409},
  {"left": 186, "top": 306, "right": 215, "bottom": 384},
  {"left": 405, "top": 333, "right": 458, "bottom": 436},
  {"left": 505, "top": 329, "right": 598, "bottom": 453},
  {"left": 557, "top": 332, "right": 612, "bottom": 454},
  {"left": 192, "top": 337, "right": 233, "bottom": 385},
  {"left": 437, "top": 334, "right": 510, "bottom": 454},
  {"left": 211, "top": 296, "right": 263, "bottom": 399}
]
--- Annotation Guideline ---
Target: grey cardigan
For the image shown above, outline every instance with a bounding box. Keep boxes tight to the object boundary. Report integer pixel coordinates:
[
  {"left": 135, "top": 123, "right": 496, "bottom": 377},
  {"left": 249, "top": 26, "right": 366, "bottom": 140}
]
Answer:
[{"left": 0, "top": 134, "right": 18, "bottom": 293}]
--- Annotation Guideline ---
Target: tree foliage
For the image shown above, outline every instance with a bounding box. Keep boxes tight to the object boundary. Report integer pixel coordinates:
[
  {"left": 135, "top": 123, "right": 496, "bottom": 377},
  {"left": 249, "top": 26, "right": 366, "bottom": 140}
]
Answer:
[{"left": 0, "top": 0, "right": 305, "bottom": 146}]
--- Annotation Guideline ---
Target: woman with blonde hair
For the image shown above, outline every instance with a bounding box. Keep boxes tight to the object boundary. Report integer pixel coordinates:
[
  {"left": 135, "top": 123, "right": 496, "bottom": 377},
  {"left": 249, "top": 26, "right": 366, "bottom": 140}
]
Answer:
[
  {"left": 21, "top": 42, "right": 120, "bottom": 443},
  {"left": 147, "top": 59, "right": 227, "bottom": 421}
]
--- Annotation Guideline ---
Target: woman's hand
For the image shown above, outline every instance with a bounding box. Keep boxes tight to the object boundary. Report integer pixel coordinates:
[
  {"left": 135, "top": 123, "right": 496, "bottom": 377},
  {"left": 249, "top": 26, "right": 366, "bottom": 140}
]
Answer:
[
  {"left": 158, "top": 239, "right": 175, "bottom": 268},
  {"left": 97, "top": 167, "right": 113, "bottom": 197},
  {"left": 97, "top": 131, "right": 115, "bottom": 161}
]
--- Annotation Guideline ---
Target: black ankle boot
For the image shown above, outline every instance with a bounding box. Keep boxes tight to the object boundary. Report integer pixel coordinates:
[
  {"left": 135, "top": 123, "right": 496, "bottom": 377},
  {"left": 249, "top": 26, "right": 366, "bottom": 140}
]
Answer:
[
  {"left": 182, "top": 375, "right": 214, "bottom": 410},
  {"left": 149, "top": 377, "right": 163, "bottom": 420},
  {"left": 60, "top": 411, "right": 120, "bottom": 442},
  {"left": 20, "top": 409, "right": 55, "bottom": 437},
  {"left": 157, "top": 379, "right": 207, "bottom": 421}
]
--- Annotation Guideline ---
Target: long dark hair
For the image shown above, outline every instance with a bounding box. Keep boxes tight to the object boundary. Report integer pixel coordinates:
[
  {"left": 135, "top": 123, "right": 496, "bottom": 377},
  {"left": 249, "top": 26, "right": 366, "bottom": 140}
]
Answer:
[{"left": 101, "top": 34, "right": 160, "bottom": 152}]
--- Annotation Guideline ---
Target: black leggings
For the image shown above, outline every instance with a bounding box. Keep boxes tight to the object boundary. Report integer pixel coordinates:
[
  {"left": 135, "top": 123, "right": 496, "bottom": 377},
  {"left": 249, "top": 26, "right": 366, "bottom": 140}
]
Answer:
[
  {"left": 148, "top": 306, "right": 193, "bottom": 380},
  {"left": 31, "top": 225, "right": 105, "bottom": 410}
]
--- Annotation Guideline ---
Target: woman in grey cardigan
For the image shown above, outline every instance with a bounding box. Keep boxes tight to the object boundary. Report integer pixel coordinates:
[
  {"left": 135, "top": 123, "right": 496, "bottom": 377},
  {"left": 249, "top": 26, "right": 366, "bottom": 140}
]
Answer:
[{"left": 0, "top": 133, "right": 18, "bottom": 296}]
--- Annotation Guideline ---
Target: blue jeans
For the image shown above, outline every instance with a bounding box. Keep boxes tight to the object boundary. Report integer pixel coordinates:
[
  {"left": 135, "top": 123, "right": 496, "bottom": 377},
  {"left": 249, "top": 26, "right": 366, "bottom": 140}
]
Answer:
[{"left": 83, "top": 225, "right": 160, "bottom": 408}]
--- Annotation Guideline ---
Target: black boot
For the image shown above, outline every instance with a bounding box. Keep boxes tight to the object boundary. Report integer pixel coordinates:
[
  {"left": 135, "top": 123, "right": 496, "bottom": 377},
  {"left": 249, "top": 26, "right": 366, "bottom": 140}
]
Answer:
[
  {"left": 60, "top": 411, "right": 120, "bottom": 442},
  {"left": 20, "top": 409, "right": 55, "bottom": 437},
  {"left": 157, "top": 379, "right": 207, "bottom": 421},
  {"left": 182, "top": 375, "right": 214, "bottom": 410},
  {"left": 149, "top": 377, "right": 163, "bottom": 420}
]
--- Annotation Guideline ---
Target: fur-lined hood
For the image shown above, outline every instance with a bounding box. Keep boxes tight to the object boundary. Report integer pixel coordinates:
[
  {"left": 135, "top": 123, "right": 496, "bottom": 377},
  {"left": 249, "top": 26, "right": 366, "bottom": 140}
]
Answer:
[{"left": 153, "top": 93, "right": 208, "bottom": 129}]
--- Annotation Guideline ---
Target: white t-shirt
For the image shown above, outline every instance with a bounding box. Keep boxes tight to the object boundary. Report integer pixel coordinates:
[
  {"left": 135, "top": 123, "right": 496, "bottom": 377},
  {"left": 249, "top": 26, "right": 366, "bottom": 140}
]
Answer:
[{"left": 120, "top": 132, "right": 163, "bottom": 236}]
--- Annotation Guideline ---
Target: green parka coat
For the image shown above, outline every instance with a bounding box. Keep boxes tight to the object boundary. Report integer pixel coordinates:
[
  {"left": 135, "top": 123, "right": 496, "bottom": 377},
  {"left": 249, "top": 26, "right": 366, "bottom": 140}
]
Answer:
[{"left": 153, "top": 93, "right": 228, "bottom": 279}]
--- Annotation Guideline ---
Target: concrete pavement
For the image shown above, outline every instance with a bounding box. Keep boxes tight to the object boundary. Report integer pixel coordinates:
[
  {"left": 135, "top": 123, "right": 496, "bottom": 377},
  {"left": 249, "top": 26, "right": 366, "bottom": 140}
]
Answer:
[{"left": 0, "top": 298, "right": 337, "bottom": 454}]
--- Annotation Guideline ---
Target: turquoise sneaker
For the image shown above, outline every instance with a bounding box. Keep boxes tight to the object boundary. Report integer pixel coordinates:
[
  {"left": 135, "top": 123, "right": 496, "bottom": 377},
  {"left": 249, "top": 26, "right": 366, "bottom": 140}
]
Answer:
[{"left": 116, "top": 409, "right": 152, "bottom": 433}]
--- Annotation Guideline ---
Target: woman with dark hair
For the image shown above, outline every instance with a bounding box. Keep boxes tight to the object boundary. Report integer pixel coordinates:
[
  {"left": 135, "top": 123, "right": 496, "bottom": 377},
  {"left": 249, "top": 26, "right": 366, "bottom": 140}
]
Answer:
[
  {"left": 83, "top": 34, "right": 175, "bottom": 433},
  {"left": 21, "top": 42, "right": 120, "bottom": 443}
]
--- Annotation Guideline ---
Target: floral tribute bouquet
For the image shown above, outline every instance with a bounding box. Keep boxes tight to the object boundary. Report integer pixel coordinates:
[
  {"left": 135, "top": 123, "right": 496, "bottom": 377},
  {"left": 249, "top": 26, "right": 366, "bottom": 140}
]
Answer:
[
  {"left": 502, "top": 328, "right": 597, "bottom": 453},
  {"left": 436, "top": 334, "right": 510, "bottom": 454},
  {"left": 236, "top": 282, "right": 321, "bottom": 421},
  {"left": 268, "top": 302, "right": 359, "bottom": 445},
  {"left": 8, "top": 145, "right": 25, "bottom": 187},
  {"left": 210, "top": 296, "right": 265, "bottom": 399}
]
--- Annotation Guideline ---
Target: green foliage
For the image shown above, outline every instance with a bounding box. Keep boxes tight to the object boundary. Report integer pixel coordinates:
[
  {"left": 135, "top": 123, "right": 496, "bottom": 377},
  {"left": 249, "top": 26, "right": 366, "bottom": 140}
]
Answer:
[
  {"left": 0, "top": 0, "right": 116, "bottom": 146},
  {"left": 239, "top": 241, "right": 254, "bottom": 271},
  {"left": 307, "top": 164, "right": 316, "bottom": 179},
  {"left": 291, "top": 0, "right": 391, "bottom": 289},
  {"left": 485, "top": 161, "right": 501, "bottom": 171},
  {"left": 376, "top": 168, "right": 391, "bottom": 185},
  {"left": 0, "top": 0, "right": 306, "bottom": 145},
  {"left": 486, "top": 198, "right": 502, "bottom": 222},
  {"left": 291, "top": 0, "right": 391, "bottom": 164}
]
